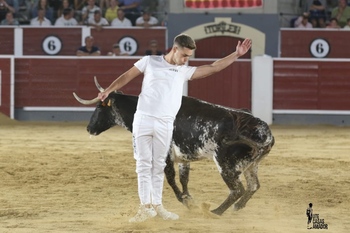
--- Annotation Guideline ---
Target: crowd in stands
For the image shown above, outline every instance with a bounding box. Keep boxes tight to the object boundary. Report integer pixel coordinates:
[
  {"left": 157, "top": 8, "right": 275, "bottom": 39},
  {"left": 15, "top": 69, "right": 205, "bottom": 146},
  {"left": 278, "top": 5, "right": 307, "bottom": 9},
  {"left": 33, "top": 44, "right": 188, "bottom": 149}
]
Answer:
[
  {"left": 0, "top": 0, "right": 162, "bottom": 27},
  {"left": 294, "top": 0, "right": 350, "bottom": 29}
]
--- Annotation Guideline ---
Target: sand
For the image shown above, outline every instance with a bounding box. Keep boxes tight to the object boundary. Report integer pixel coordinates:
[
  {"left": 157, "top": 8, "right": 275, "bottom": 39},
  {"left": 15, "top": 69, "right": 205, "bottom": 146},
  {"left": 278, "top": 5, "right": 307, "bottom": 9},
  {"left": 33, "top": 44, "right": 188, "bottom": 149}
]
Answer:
[{"left": 0, "top": 113, "right": 349, "bottom": 232}]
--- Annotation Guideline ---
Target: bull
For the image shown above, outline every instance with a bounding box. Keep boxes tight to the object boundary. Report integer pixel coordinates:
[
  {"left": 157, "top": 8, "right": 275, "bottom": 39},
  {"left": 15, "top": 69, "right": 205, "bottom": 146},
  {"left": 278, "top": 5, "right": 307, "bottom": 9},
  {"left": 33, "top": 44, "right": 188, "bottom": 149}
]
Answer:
[{"left": 73, "top": 78, "right": 274, "bottom": 216}]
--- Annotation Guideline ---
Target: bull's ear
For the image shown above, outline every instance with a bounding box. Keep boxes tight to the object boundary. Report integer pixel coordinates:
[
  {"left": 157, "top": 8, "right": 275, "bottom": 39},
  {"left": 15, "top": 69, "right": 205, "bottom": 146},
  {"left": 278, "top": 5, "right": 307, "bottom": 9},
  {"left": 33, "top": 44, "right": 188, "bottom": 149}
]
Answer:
[{"left": 115, "top": 90, "right": 124, "bottom": 94}]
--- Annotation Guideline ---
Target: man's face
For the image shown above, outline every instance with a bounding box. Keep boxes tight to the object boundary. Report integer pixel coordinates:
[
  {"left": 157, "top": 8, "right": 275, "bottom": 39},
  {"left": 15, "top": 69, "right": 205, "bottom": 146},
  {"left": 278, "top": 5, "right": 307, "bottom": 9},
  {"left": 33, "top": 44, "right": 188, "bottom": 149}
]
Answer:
[
  {"left": 173, "top": 46, "right": 193, "bottom": 65},
  {"left": 94, "top": 13, "right": 101, "bottom": 21},
  {"left": 6, "top": 12, "right": 13, "bottom": 21},
  {"left": 86, "top": 38, "right": 94, "bottom": 48},
  {"left": 38, "top": 9, "right": 45, "bottom": 18}
]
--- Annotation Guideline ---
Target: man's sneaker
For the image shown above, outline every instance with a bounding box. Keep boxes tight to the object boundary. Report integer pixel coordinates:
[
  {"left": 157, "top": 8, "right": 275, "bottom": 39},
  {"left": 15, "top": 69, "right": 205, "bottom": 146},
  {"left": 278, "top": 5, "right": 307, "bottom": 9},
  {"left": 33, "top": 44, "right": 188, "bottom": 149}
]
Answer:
[
  {"left": 129, "top": 205, "right": 157, "bottom": 223},
  {"left": 154, "top": 205, "right": 179, "bottom": 220}
]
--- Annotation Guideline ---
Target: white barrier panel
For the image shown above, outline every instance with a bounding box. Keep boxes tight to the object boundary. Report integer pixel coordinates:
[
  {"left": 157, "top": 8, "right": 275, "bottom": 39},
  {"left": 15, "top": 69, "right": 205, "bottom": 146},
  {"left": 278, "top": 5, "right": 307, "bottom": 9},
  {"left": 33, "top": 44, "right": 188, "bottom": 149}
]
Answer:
[{"left": 251, "top": 55, "right": 273, "bottom": 125}]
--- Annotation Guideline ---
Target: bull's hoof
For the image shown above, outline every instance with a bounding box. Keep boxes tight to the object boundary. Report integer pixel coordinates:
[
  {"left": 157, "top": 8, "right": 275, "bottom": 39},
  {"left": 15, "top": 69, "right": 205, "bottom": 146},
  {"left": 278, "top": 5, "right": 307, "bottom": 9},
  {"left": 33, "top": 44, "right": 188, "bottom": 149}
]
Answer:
[
  {"left": 233, "top": 203, "right": 245, "bottom": 211},
  {"left": 182, "top": 195, "right": 197, "bottom": 210},
  {"left": 201, "top": 203, "right": 220, "bottom": 219}
]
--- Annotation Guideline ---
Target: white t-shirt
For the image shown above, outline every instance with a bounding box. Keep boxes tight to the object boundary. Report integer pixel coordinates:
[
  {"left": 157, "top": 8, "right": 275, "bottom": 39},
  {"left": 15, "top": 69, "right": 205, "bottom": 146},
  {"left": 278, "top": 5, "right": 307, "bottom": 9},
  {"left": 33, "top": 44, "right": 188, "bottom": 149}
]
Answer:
[
  {"left": 54, "top": 16, "right": 78, "bottom": 26},
  {"left": 111, "top": 18, "right": 132, "bottom": 27},
  {"left": 88, "top": 17, "right": 109, "bottom": 26},
  {"left": 30, "top": 17, "right": 52, "bottom": 26},
  {"left": 136, "top": 16, "right": 158, "bottom": 26},
  {"left": 134, "top": 55, "right": 196, "bottom": 118}
]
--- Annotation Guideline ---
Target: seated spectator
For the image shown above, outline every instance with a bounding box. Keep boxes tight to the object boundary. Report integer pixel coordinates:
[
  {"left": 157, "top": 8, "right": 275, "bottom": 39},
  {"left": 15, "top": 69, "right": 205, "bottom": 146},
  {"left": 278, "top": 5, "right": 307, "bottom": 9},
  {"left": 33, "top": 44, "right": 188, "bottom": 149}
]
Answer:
[
  {"left": 81, "top": 0, "right": 100, "bottom": 24},
  {"left": 30, "top": 7, "right": 51, "bottom": 26},
  {"left": 105, "top": 0, "right": 119, "bottom": 23},
  {"left": 326, "top": 17, "right": 341, "bottom": 28},
  {"left": 87, "top": 9, "right": 109, "bottom": 30},
  {"left": 135, "top": 9, "right": 159, "bottom": 27},
  {"left": 111, "top": 8, "right": 131, "bottom": 27},
  {"left": 118, "top": 0, "right": 141, "bottom": 25},
  {"left": 331, "top": 0, "right": 350, "bottom": 27},
  {"left": 76, "top": 36, "right": 101, "bottom": 56},
  {"left": 31, "top": 0, "right": 54, "bottom": 24},
  {"left": 305, "top": 0, "right": 327, "bottom": 28},
  {"left": 57, "top": 0, "right": 72, "bottom": 19},
  {"left": 0, "top": 0, "right": 15, "bottom": 22},
  {"left": 343, "top": 17, "right": 350, "bottom": 28},
  {"left": 294, "top": 12, "right": 313, "bottom": 28},
  {"left": 55, "top": 7, "right": 78, "bottom": 26},
  {"left": 107, "top": 43, "right": 129, "bottom": 56},
  {"left": 145, "top": 39, "right": 163, "bottom": 55},
  {"left": 1, "top": 11, "right": 19, "bottom": 25}
]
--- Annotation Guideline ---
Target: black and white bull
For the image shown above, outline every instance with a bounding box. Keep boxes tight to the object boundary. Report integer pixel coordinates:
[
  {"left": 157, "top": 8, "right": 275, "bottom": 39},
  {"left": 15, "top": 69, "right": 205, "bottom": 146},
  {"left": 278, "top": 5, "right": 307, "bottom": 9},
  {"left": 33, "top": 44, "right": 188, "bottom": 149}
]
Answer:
[{"left": 73, "top": 79, "right": 275, "bottom": 216}]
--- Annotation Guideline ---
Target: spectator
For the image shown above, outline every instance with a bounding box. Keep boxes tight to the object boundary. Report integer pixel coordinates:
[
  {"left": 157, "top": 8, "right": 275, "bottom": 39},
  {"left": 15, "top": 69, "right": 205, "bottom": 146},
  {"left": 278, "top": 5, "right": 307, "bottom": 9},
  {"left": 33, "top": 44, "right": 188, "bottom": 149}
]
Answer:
[
  {"left": 54, "top": 7, "right": 78, "bottom": 26},
  {"left": 1, "top": 11, "right": 19, "bottom": 25},
  {"left": 326, "top": 17, "right": 341, "bottom": 27},
  {"left": 57, "top": 0, "right": 72, "bottom": 19},
  {"left": 294, "top": 12, "right": 313, "bottom": 28},
  {"left": 107, "top": 43, "right": 129, "bottom": 56},
  {"left": 76, "top": 36, "right": 101, "bottom": 56},
  {"left": 331, "top": 0, "right": 350, "bottom": 27},
  {"left": 118, "top": 0, "right": 141, "bottom": 25},
  {"left": 74, "top": 0, "right": 86, "bottom": 11},
  {"left": 105, "top": 0, "right": 119, "bottom": 23},
  {"left": 81, "top": 0, "right": 100, "bottom": 24},
  {"left": 135, "top": 9, "right": 159, "bottom": 27},
  {"left": 0, "top": 0, "right": 15, "bottom": 22},
  {"left": 343, "top": 17, "right": 350, "bottom": 28},
  {"left": 305, "top": 0, "right": 327, "bottom": 28},
  {"left": 30, "top": 7, "right": 51, "bottom": 26},
  {"left": 87, "top": 9, "right": 109, "bottom": 30},
  {"left": 145, "top": 39, "right": 163, "bottom": 55},
  {"left": 110, "top": 8, "right": 131, "bottom": 27},
  {"left": 118, "top": 0, "right": 140, "bottom": 14},
  {"left": 99, "top": 0, "right": 109, "bottom": 14},
  {"left": 31, "top": 0, "right": 54, "bottom": 24},
  {"left": 5, "top": 0, "right": 18, "bottom": 14}
]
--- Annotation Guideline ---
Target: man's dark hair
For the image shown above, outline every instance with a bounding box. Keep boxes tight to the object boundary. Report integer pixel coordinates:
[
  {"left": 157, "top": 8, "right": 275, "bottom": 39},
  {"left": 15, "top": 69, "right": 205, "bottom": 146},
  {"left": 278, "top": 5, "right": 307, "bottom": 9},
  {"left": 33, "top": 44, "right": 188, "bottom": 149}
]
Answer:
[
  {"left": 174, "top": 34, "right": 196, "bottom": 50},
  {"left": 63, "top": 7, "right": 73, "bottom": 16}
]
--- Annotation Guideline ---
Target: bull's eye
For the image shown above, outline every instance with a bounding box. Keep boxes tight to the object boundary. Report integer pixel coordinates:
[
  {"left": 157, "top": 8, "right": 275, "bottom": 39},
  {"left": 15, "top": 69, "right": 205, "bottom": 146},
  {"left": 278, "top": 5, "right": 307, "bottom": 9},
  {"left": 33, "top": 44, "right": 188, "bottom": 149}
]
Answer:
[{"left": 101, "top": 102, "right": 106, "bottom": 107}]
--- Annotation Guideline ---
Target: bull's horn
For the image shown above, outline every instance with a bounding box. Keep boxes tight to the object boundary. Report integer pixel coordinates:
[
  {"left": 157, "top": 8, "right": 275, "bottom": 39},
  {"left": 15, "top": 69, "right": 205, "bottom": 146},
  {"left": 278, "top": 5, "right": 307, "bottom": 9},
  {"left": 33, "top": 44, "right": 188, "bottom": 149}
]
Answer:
[
  {"left": 94, "top": 76, "right": 105, "bottom": 92},
  {"left": 73, "top": 92, "right": 100, "bottom": 105}
]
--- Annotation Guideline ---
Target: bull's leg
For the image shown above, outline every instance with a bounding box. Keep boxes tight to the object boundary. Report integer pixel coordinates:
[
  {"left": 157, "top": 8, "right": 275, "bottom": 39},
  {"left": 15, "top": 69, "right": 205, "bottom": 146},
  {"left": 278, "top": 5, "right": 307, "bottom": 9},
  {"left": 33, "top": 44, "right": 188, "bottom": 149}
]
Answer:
[
  {"left": 211, "top": 170, "right": 245, "bottom": 216},
  {"left": 233, "top": 163, "right": 260, "bottom": 211},
  {"left": 179, "top": 162, "right": 193, "bottom": 206},
  {"left": 164, "top": 155, "right": 183, "bottom": 203}
]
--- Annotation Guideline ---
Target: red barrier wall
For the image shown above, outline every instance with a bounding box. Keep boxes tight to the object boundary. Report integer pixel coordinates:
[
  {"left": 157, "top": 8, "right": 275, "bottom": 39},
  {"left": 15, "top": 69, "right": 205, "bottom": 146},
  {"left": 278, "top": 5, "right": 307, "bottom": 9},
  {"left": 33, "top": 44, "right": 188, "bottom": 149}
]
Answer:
[
  {"left": 189, "top": 60, "right": 251, "bottom": 109},
  {"left": 23, "top": 28, "right": 82, "bottom": 55},
  {"left": 0, "top": 27, "right": 166, "bottom": 56},
  {"left": 0, "top": 58, "right": 12, "bottom": 117},
  {"left": 14, "top": 58, "right": 143, "bottom": 107},
  {"left": 0, "top": 28, "right": 14, "bottom": 55},
  {"left": 280, "top": 29, "right": 350, "bottom": 58},
  {"left": 274, "top": 59, "right": 350, "bottom": 110},
  {"left": 12, "top": 57, "right": 251, "bottom": 111}
]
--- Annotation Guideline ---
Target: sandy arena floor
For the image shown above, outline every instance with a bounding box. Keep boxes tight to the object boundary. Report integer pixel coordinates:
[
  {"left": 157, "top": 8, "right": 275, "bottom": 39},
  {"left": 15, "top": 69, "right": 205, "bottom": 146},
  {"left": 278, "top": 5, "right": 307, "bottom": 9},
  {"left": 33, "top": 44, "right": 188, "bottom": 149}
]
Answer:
[{"left": 0, "top": 113, "right": 349, "bottom": 233}]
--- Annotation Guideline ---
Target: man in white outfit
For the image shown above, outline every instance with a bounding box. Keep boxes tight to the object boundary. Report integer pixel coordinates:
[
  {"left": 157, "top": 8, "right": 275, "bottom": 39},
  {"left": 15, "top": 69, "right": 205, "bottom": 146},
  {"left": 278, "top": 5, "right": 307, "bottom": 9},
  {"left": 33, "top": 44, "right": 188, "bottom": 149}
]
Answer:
[{"left": 98, "top": 34, "right": 252, "bottom": 223}]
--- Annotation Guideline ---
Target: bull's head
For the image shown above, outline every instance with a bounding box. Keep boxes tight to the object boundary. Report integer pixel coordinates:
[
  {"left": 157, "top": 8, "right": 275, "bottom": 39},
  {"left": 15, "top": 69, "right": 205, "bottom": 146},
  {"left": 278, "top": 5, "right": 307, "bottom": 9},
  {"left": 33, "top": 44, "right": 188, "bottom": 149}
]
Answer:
[{"left": 73, "top": 77, "right": 119, "bottom": 135}]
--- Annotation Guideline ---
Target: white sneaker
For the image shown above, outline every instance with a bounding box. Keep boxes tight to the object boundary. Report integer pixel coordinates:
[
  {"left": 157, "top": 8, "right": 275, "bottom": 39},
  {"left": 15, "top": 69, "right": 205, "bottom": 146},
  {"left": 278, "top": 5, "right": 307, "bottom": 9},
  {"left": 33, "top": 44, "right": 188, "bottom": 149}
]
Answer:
[
  {"left": 154, "top": 205, "right": 179, "bottom": 220},
  {"left": 129, "top": 205, "right": 157, "bottom": 223}
]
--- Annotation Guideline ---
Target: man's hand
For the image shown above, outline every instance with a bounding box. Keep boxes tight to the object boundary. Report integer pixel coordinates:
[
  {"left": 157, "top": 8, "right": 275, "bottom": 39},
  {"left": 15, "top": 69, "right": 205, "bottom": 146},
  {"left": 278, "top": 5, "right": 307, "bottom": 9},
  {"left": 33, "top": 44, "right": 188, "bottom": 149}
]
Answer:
[
  {"left": 236, "top": 38, "right": 252, "bottom": 57},
  {"left": 98, "top": 92, "right": 109, "bottom": 101}
]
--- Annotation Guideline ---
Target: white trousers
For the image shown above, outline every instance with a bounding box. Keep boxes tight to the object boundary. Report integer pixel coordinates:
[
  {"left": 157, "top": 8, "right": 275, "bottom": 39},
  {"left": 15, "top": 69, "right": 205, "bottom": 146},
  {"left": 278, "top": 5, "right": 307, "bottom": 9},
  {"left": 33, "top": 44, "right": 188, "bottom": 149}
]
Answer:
[{"left": 132, "top": 113, "right": 174, "bottom": 205}]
